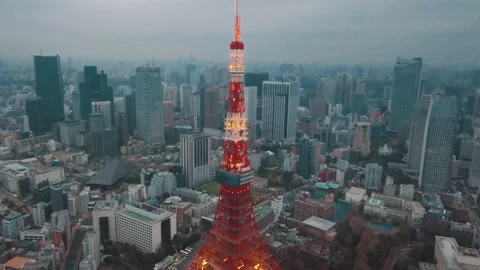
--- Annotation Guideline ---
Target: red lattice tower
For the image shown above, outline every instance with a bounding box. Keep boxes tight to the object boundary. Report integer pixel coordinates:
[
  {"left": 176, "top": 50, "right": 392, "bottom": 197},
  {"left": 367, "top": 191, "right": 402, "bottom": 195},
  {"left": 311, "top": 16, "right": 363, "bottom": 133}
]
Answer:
[{"left": 187, "top": 1, "right": 280, "bottom": 270}]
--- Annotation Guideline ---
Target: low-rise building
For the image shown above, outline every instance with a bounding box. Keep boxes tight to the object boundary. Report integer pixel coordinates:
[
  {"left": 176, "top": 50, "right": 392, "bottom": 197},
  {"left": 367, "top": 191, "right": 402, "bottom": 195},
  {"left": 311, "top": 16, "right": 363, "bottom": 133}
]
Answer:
[
  {"left": 345, "top": 187, "right": 367, "bottom": 203},
  {"left": 434, "top": 236, "right": 480, "bottom": 270}
]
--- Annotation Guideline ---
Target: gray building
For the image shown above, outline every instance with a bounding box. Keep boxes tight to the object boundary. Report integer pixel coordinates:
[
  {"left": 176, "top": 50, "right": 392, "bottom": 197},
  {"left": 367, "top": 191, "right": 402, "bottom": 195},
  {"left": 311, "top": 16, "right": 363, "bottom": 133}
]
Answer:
[
  {"left": 262, "top": 81, "right": 299, "bottom": 142},
  {"left": 135, "top": 67, "right": 164, "bottom": 145},
  {"left": 245, "top": 86, "right": 258, "bottom": 148},
  {"left": 180, "top": 132, "right": 211, "bottom": 188},
  {"left": 298, "top": 139, "right": 317, "bottom": 179},
  {"left": 365, "top": 163, "right": 382, "bottom": 190},
  {"left": 388, "top": 57, "right": 423, "bottom": 131},
  {"left": 59, "top": 120, "right": 85, "bottom": 146},
  {"left": 407, "top": 95, "right": 431, "bottom": 170},
  {"left": 419, "top": 95, "right": 457, "bottom": 193}
]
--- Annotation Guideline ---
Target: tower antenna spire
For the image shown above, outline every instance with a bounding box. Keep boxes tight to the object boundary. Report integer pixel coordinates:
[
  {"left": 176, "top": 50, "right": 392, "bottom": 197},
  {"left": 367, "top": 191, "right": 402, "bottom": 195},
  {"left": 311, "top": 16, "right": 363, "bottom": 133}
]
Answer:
[{"left": 234, "top": 0, "right": 241, "bottom": 41}]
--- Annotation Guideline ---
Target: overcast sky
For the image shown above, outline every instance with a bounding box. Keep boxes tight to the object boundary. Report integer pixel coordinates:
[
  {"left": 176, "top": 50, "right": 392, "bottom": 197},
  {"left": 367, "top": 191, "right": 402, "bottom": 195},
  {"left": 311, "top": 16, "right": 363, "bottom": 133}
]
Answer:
[{"left": 1, "top": 0, "right": 479, "bottom": 66}]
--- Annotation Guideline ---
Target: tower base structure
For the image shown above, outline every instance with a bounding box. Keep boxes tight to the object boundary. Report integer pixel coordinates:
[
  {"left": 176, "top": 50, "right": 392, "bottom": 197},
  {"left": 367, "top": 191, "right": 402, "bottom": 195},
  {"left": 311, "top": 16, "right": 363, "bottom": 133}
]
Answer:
[{"left": 187, "top": 171, "right": 280, "bottom": 270}]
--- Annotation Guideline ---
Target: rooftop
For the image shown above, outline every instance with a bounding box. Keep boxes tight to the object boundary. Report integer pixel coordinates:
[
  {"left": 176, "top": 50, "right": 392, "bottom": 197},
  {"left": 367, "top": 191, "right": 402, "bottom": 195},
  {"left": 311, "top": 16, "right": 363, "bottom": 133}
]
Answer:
[
  {"left": 254, "top": 206, "right": 273, "bottom": 221},
  {"left": 315, "top": 182, "right": 340, "bottom": 190},
  {"left": 366, "top": 198, "right": 382, "bottom": 207},
  {"left": 116, "top": 204, "right": 174, "bottom": 224},
  {"left": 347, "top": 187, "right": 366, "bottom": 195},
  {"left": 270, "top": 241, "right": 283, "bottom": 248},
  {"left": 303, "top": 216, "right": 336, "bottom": 231},
  {"left": 92, "top": 200, "right": 118, "bottom": 212}
]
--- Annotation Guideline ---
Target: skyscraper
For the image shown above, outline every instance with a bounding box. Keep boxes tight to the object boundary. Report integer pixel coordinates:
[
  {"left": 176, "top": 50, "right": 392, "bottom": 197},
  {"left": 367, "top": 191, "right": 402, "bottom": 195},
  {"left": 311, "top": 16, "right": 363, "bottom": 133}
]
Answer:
[
  {"left": 353, "top": 122, "right": 371, "bottom": 157},
  {"left": 180, "top": 133, "right": 211, "bottom": 188},
  {"left": 33, "top": 55, "right": 65, "bottom": 130},
  {"left": 203, "top": 87, "right": 220, "bottom": 129},
  {"left": 135, "top": 67, "right": 164, "bottom": 145},
  {"left": 388, "top": 57, "right": 423, "bottom": 131},
  {"left": 180, "top": 84, "right": 193, "bottom": 118},
  {"left": 189, "top": 1, "right": 280, "bottom": 269},
  {"left": 419, "top": 95, "right": 457, "bottom": 193},
  {"left": 124, "top": 93, "right": 136, "bottom": 135},
  {"left": 79, "top": 66, "right": 114, "bottom": 124},
  {"left": 262, "top": 81, "right": 299, "bottom": 142},
  {"left": 25, "top": 98, "right": 45, "bottom": 136},
  {"left": 469, "top": 138, "right": 480, "bottom": 188},
  {"left": 244, "top": 72, "right": 269, "bottom": 99},
  {"left": 365, "top": 163, "right": 382, "bottom": 190},
  {"left": 298, "top": 139, "right": 317, "bottom": 179},
  {"left": 245, "top": 86, "right": 257, "bottom": 148},
  {"left": 407, "top": 95, "right": 432, "bottom": 170},
  {"left": 335, "top": 73, "right": 353, "bottom": 111},
  {"left": 91, "top": 101, "right": 113, "bottom": 129}
]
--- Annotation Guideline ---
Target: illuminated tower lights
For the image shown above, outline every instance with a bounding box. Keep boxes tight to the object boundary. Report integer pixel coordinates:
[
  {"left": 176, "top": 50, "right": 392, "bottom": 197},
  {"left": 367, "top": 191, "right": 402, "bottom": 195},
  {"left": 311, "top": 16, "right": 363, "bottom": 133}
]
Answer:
[{"left": 187, "top": 1, "right": 280, "bottom": 269}]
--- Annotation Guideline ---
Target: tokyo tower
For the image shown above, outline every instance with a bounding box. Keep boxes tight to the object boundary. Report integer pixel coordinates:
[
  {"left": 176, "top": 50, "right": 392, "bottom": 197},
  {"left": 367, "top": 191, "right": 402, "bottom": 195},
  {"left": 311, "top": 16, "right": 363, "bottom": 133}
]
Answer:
[{"left": 187, "top": 1, "right": 280, "bottom": 270}]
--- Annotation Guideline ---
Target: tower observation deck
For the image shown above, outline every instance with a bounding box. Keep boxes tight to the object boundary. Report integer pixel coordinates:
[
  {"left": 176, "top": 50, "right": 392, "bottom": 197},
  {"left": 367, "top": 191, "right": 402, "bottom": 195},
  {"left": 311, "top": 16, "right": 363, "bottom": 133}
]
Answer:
[{"left": 187, "top": 1, "right": 280, "bottom": 269}]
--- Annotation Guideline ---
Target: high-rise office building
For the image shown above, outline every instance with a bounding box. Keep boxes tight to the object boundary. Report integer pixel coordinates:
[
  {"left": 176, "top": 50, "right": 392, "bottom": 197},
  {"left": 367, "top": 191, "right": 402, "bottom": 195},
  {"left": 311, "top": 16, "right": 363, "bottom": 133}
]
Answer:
[
  {"left": 33, "top": 55, "right": 65, "bottom": 130},
  {"left": 115, "top": 112, "right": 129, "bottom": 147},
  {"left": 89, "top": 113, "right": 104, "bottom": 131},
  {"left": 365, "top": 163, "right": 382, "bottom": 190},
  {"left": 244, "top": 72, "right": 269, "bottom": 99},
  {"left": 32, "top": 202, "right": 49, "bottom": 227},
  {"left": 25, "top": 98, "right": 45, "bottom": 136},
  {"left": 262, "top": 81, "right": 299, "bottom": 141},
  {"left": 135, "top": 67, "right": 164, "bottom": 145},
  {"left": 185, "top": 64, "right": 197, "bottom": 85},
  {"left": 180, "top": 133, "right": 211, "bottom": 189},
  {"left": 115, "top": 204, "right": 176, "bottom": 254},
  {"left": 92, "top": 201, "right": 118, "bottom": 242},
  {"left": 245, "top": 86, "right": 257, "bottom": 148},
  {"left": 124, "top": 93, "right": 136, "bottom": 135},
  {"left": 419, "top": 95, "right": 457, "bottom": 193},
  {"left": 148, "top": 172, "right": 177, "bottom": 198},
  {"left": 59, "top": 120, "right": 84, "bottom": 146},
  {"left": 72, "top": 91, "right": 82, "bottom": 121},
  {"left": 163, "top": 101, "right": 174, "bottom": 128},
  {"left": 298, "top": 139, "right": 317, "bottom": 179},
  {"left": 180, "top": 84, "right": 193, "bottom": 118},
  {"left": 388, "top": 57, "right": 423, "bottom": 131},
  {"left": 407, "top": 95, "right": 432, "bottom": 169},
  {"left": 353, "top": 122, "right": 371, "bottom": 157},
  {"left": 335, "top": 73, "right": 353, "bottom": 111},
  {"left": 91, "top": 129, "right": 119, "bottom": 156},
  {"left": 469, "top": 138, "right": 480, "bottom": 188},
  {"left": 50, "top": 184, "right": 67, "bottom": 212},
  {"left": 383, "top": 86, "right": 393, "bottom": 108},
  {"left": 82, "top": 231, "right": 100, "bottom": 270},
  {"left": 79, "top": 66, "right": 114, "bottom": 123},
  {"left": 91, "top": 101, "right": 112, "bottom": 129},
  {"left": 203, "top": 87, "right": 220, "bottom": 129}
]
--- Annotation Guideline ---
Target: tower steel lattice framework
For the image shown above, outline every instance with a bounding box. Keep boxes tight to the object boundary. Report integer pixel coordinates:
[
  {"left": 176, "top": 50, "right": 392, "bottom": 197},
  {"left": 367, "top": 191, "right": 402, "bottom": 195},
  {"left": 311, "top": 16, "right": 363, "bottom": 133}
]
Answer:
[{"left": 187, "top": 1, "right": 281, "bottom": 270}]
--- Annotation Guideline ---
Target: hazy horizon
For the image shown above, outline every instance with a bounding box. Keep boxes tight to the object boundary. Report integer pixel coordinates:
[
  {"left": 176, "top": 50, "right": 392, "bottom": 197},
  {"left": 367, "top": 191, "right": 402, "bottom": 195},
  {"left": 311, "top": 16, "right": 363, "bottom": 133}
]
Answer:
[{"left": 1, "top": 0, "right": 479, "bottom": 67}]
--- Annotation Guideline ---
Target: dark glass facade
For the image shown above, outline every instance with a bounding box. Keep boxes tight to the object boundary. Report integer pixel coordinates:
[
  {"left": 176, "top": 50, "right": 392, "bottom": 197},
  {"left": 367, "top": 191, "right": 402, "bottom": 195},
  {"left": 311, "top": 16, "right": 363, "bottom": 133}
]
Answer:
[
  {"left": 79, "top": 66, "right": 114, "bottom": 125},
  {"left": 25, "top": 98, "right": 46, "bottom": 136},
  {"left": 33, "top": 55, "right": 65, "bottom": 131}
]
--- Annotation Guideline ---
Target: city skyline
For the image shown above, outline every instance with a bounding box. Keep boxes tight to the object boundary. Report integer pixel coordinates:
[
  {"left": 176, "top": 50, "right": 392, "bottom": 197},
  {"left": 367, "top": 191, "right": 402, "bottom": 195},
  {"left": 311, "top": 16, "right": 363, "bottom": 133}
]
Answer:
[{"left": 0, "top": 0, "right": 479, "bottom": 66}]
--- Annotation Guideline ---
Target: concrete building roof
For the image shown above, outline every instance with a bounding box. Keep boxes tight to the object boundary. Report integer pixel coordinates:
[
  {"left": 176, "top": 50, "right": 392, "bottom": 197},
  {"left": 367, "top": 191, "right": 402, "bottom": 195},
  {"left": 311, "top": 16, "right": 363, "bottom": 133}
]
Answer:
[{"left": 302, "top": 216, "right": 336, "bottom": 232}]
